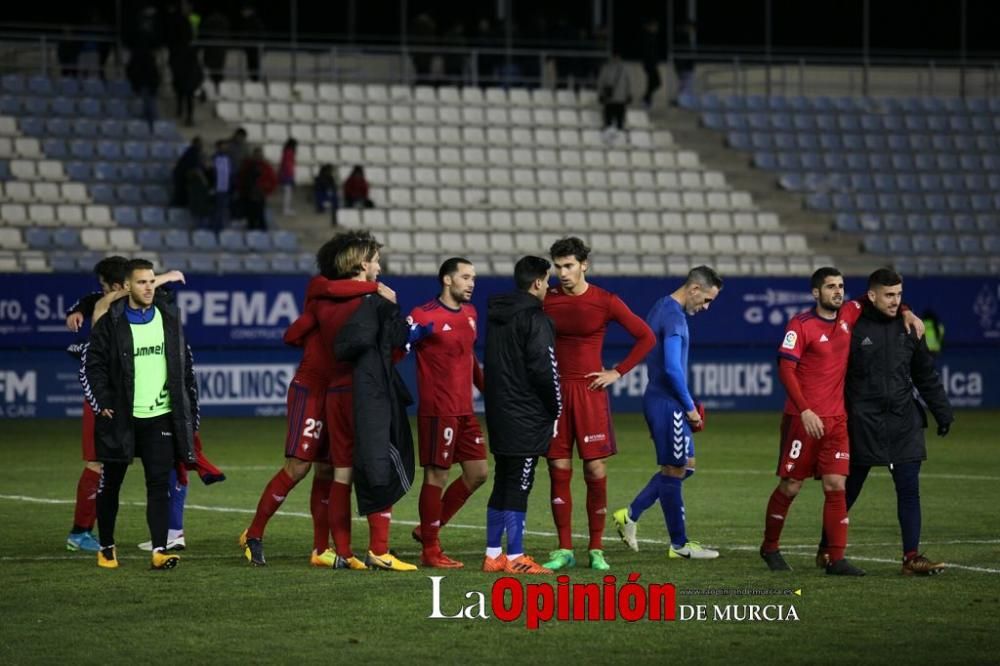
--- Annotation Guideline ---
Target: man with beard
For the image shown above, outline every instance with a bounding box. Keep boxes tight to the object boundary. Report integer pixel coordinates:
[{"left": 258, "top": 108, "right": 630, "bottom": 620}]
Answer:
[
  {"left": 760, "top": 267, "right": 922, "bottom": 575},
  {"left": 408, "top": 258, "right": 488, "bottom": 568}
]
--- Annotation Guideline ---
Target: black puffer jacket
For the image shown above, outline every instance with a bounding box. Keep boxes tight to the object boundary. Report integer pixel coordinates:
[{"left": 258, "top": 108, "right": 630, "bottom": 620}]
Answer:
[
  {"left": 484, "top": 291, "right": 562, "bottom": 457},
  {"left": 334, "top": 294, "right": 415, "bottom": 515},
  {"left": 82, "top": 298, "right": 197, "bottom": 466},
  {"left": 845, "top": 303, "right": 953, "bottom": 466}
]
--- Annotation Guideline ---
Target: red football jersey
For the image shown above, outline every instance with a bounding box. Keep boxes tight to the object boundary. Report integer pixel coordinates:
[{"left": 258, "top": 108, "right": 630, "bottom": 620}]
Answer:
[
  {"left": 284, "top": 277, "right": 376, "bottom": 389},
  {"left": 777, "top": 300, "right": 863, "bottom": 417},
  {"left": 543, "top": 283, "right": 655, "bottom": 382},
  {"left": 409, "top": 298, "right": 481, "bottom": 416}
]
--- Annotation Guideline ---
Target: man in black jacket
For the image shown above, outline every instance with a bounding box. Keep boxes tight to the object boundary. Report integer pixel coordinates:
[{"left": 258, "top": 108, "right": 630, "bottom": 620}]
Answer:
[
  {"left": 482, "top": 256, "right": 562, "bottom": 575},
  {"left": 83, "top": 259, "right": 197, "bottom": 570},
  {"left": 819, "top": 268, "right": 954, "bottom": 575}
]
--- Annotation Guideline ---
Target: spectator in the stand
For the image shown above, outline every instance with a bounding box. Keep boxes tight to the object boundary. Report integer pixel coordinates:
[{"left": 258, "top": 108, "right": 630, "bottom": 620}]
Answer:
[
  {"left": 227, "top": 128, "right": 249, "bottom": 218},
  {"left": 314, "top": 164, "right": 339, "bottom": 223},
  {"left": 474, "top": 18, "right": 499, "bottom": 87},
  {"left": 673, "top": 21, "right": 697, "bottom": 101},
  {"left": 210, "top": 140, "right": 232, "bottom": 232},
  {"left": 187, "top": 158, "right": 213, "bottom": 230},
  {"left": 411, "top": 13, "right": 437, "bottom": 86},
  {"left": 279, "top": 138, "right": 298, "bottom": 216},
  {"left": 596, "top": 51, "right": 632, "bottom": 143},
  {"left": 200, "top": 9, "right": 230, "bottom": 92},
  {"left": 443, "top": 21, "right": 468, "bottom": 85},
  {"left": 237, "top": 5, "right": 264, "bottom": 82},
  {"left": 238, "top": 147, "right": 277, "bottom": 231},
  {"left": 343, "top": 165, "right": 374, "bottom": 209},
  {"left": 165, "top": 1, "right": 202, "bottom": 127},
  {"left": 640, "top": 19, "right": 662, "bottom": 108},
  {"left": 172, "top": 137, "right": 203, "bottom": 207},
  {"left": 125, "top": 4, "right": 162, "bottom": 131},
  {"left": 57, "top": 26, "right": 82, "bottom": 78},
  {"left": 80, "top": 8, "right": 114, "bottom": 81}
]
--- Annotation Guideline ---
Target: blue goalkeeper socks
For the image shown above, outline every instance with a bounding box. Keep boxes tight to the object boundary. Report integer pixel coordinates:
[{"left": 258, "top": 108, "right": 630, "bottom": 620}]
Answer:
[
  {"left": 658, "top": 475, "right": 687, "bottom": 548},
  {"left": 504, "top": 510, "right": 527, "bottom": 556},
  {"left": 168, "top": 469, "right": 187, "bottom": 532},
  {"left": 629, "top": 473, "right": 661, "bottom": 522},
  {"left": 486, "top": 508, "right": 505, "bottom": 549}
]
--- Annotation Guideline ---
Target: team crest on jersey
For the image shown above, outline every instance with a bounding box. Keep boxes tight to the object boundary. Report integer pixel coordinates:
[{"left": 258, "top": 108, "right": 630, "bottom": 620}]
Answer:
[{"left": 782, "top": 331, "right": 798, "bottom": 349}]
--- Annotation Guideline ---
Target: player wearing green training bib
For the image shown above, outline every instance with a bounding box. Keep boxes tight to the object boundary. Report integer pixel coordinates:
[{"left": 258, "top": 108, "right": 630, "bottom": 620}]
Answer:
[{"left": 83, "top": 259, "right": 198, "bottom": 571}]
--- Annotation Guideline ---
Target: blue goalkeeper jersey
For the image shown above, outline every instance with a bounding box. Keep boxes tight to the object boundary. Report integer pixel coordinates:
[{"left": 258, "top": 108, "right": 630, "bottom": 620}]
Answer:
[{"left": 645, "top": 296, "right": 695, "bottom": 412}]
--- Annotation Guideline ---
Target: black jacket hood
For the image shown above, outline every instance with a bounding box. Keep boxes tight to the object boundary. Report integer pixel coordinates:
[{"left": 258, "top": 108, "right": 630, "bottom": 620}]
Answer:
[{"left": 488, "top": 290, "right": 542, "bottom": 325}]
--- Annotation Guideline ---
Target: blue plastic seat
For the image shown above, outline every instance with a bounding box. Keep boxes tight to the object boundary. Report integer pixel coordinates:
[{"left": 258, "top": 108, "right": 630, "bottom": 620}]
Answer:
[
  {"left": 91, "top": 183, "right": 115, "bottom": 204},
  {"left": 123, "top": 141, "right": 148, "bottom": 160},
  {"left": 25, "top": 228, "right": 53, "bottom": 249},
  {"left": 97, "top": 140, "right": 122, "bottom": 160},
  {"left": 958, "top": 235, "right": 983, "bottom": 255},
  {"left": 70, "top": 140, "right": 95, "bottom": 159},
  {"left": 191, "top": 229, "right": 219, "bottom": 251},
  {"left": 74, "top": 118, "right": 98, "bottom": 137},
  {"left": 56, "top": 77, "right": 81, "bottom": 96},
  {"left": 41, "top": 138, "right": 68, "bottom": 158},
  {"left": 188, "top": 254, "right": 217, "bottom": 273},
  {"left": 792, "top": 115, "right": 816, "bottom": 131},
  {"left": 882, "top": 214, "right": 906, "bottom": 232},
  {"left": 78, "top": 97, "right": 101, "bottom": 117},
  {"left": 65, "top": 161, "right": 91, "bottom": 180},
  {"left": 126, "top": 120, "right": 151, "bottom": 138},
  {"left": 120, "top": 162, "right": 143, "bottom": 181},
  {"left": 953, "top": 215, "right": 976, "bottom": 232},
  {"left": 928, "top": 215, "right": 952, "bottom": 232},
  {"left": 164, "top": 229, "right": 191, "bottom": 250},
  {"left": 18, "top": 116, "right": 44, "bottom": 135},
  {"left": 219, "top": 230, "right": 247, "bottom": 252},
  {"left": 887, "top": 235, "right": 911, "bottom": 254},
  {"left": 142, "top": 185, "right": 169, "bottom": 205},
  {"left": 0, "top": 96, "right": 21, "bottom": 114},
  {"left": 82, "top": 78, "right": 106, "bottom": 97},
  {"left": 113, "top": 206, "right": 139, "bottom": 226},
  {"left": 53, "top": 228, "right": 82, "bottom": 249},
  {"left": 270, "top": 256, "right": 298, "bottom": 273},
  {"left": 137, "top": 229, "right": 165, "bottom": 250},
  {"left": 107, "top": 80, "right": 132, "bottom": 97},
  {"left": 140, "top": 206, "right": 166, "bottom": 226},
  {"left": 834, "top": 214, "right": 860, "bottom": 232},
  {"left": 24, "top": 97, "right": 47, "bottom": 115},
  {"left": 911, "top": 235, "right": 935, "bottom": 254},
  {"left": 934, "top": 236, "right": 959, "bottom": 255},
  {"left": 99, "top": 119, "right": 125, "bottom": 137},
  {"left": 103, "top": 98, "right": 128, "bottom": 118},
  {"left": 2, "top": 74, "right": 25, "bottom": 93},
  {"left": 167, "top": 208, "right": 191, "bottom": 226},
  {"left": 863, "top": 235, "right": 889, "bottom": 254},
  {"left": 117, "top": 184, "right": 141, "bottom": 204},
  {"left": 150, "top": 141, "right": 178, "bottom": 160},
  {"left": 93, "top": 161, "right": 119, "bottom": 181}
]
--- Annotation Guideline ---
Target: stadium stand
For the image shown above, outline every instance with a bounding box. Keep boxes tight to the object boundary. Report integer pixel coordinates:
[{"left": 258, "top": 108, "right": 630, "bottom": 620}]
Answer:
[
  {"left": 209, "top": 80, "right": 827, "bottom": 276},
  {"left": 0, "top": 73, "right": 312, "bottom": 273},
  {"left": 683, "top": 93, "right": 1000, "bottom": 276}
]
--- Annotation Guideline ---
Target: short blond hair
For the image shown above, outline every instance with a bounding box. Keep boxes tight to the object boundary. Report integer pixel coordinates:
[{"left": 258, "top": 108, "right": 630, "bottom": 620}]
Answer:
[{"left": 317, "top": 231, "right": 383, "bottom": 279}]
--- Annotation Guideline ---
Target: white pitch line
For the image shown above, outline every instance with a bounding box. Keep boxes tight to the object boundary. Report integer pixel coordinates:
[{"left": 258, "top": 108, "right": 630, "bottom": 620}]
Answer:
[{"left": 3, "top": 494, "right": 997, "bottom": 574}]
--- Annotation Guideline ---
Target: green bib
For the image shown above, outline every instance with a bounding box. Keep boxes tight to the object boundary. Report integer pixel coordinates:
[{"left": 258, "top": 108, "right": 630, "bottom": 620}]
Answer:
[{"left": 131, "top": 308, "right": 171, "bottom": 418}]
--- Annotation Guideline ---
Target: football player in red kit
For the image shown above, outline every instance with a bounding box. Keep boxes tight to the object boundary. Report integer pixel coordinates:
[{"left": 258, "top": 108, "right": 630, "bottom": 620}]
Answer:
[
  {"left": 541, "top": 237, "right": 655, "bottom": 572},
  {"left": 240, "top": 239, "right": 383, "bottom": 568},
  {"left": 408, "top": 258, "right": 488, "bottom": 568},
  {"left": 760, "top": 267, "right": 922, "bottom": 575}
]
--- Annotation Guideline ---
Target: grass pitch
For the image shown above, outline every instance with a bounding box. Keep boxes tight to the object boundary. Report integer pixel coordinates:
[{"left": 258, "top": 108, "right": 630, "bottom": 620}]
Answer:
[{"left": 1, "top": 412, "right": 998, "bottom": 664}]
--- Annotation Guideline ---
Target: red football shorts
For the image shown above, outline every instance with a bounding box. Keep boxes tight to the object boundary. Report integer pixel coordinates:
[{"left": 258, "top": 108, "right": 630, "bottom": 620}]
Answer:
[
  {"left": 325, "top": 386, "right": 355, "bottom": 468},
  {"left": 81, "top": 400, "right": 96, "bottom": 461},
  {"left": 283, "top": 380, "right": 329, "bottom": 462},
  {"left": 547, "top": 380, "right": 617, "bottom": 461},
  {"left": 776, "top": 414, "right": 850, "bottom": 480},
  {"left": 418, "top": 415, "right": 487, "bottom": 468}
]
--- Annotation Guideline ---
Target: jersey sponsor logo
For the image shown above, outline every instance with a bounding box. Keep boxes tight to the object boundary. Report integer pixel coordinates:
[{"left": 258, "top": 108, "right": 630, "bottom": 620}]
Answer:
[
  {"left": 834, "top": 451, "right": 850, "bottom": 460},
  {"left": 583, "top": 433, "right": 607, "bottom": 443},
  {"left": 781, "top": 331, "right": 798, "bottom": 350},
  {"left": 134, "top": 343, "right": 165, "bottom": 357}
]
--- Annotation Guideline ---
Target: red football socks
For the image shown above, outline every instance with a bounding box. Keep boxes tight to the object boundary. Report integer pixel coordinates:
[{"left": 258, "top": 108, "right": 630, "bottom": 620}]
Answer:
[
  {"left": 367, "top": 507, "right": 392, "bottom": 555},
  {"left": 310, "top": 476, "right": 333, "bottom": 553},
  {"left": 585, "top": 475, "right": 608, "bottom": 551},
  {"left": 823, "top": 489, "right": 848, "bottom": 562},
  {"left": 549, "top": 466, "right": 574, "bottom": 550},
  {"left": 328, "top": 481, "right": 353, "bottom": 558},
  {"left": 73, "top": 467, "right": 101, "bottom": 531},
  {"left": 247, "top": 470, "right": 297, "bottom": 540},
  {"left": 439, "top": 477, "right": 474, "bottom": 527},
  {"left": 762, "top": 487, "right": 793, "bottom": 552},
  {"left": 418, "top": 483, "right": 443, "bottom": 551}
]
